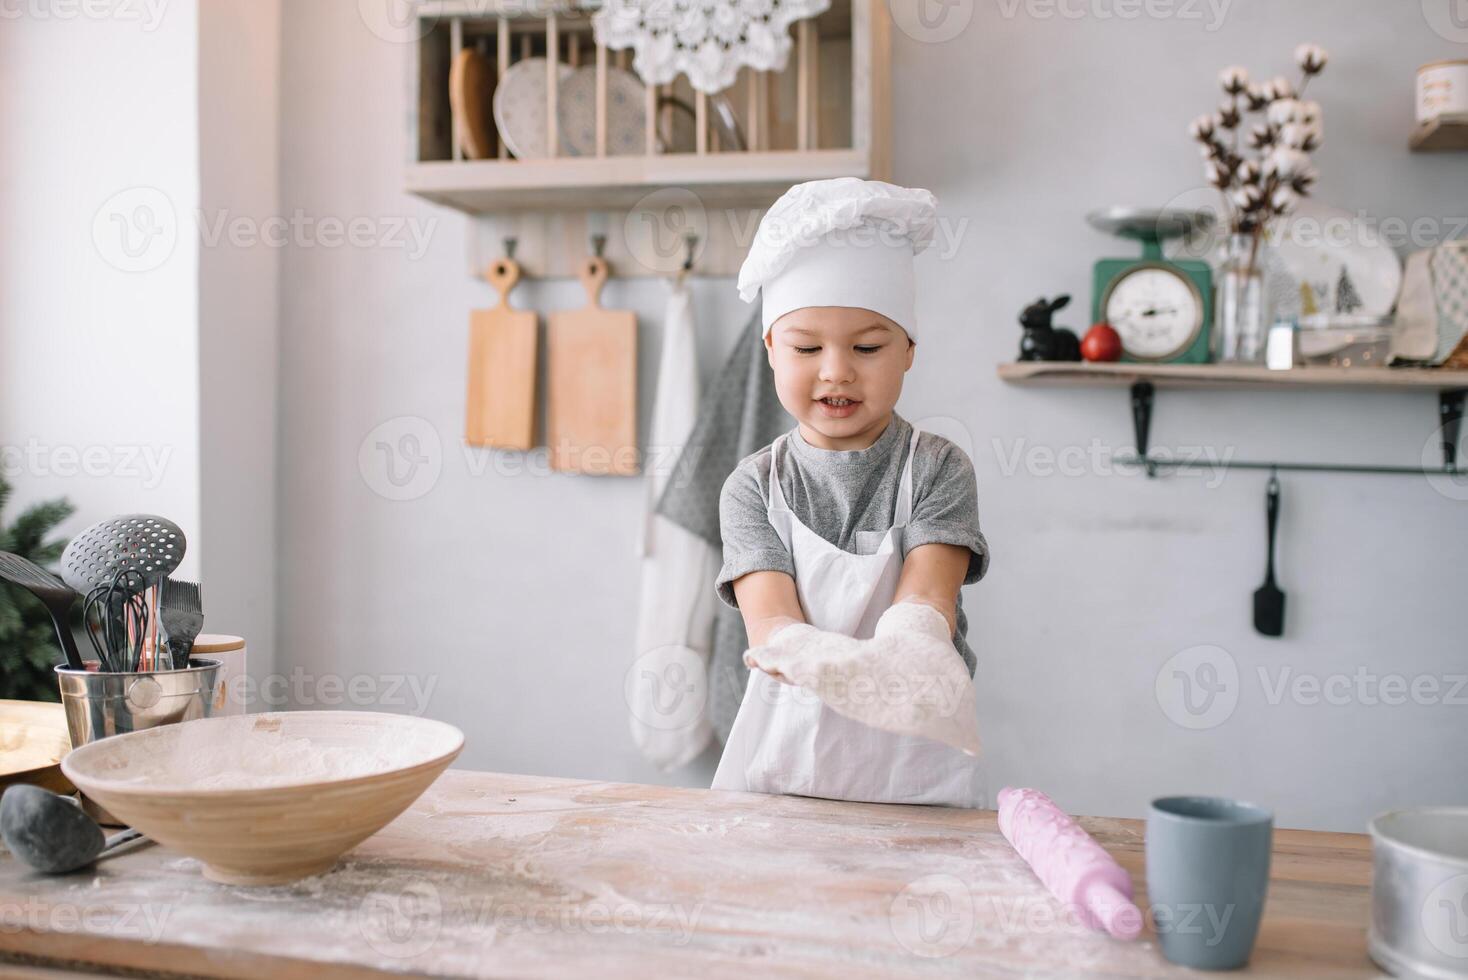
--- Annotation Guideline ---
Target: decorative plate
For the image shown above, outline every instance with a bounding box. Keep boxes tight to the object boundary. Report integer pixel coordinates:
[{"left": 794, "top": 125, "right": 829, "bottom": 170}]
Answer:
[
  {"left": 1271, "top": 200, "right": 1404, "bottom": 320},
  {"left": 558, "top": 65, "right": 648, "bottom": 157},
  {"left": 493, "top": 58, "right": 575, "bottom": 160}
]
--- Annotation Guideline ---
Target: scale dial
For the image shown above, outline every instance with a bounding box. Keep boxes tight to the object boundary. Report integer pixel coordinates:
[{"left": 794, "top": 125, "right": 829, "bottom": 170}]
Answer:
[{"left": 1101, "top": 262, "right": 1205, "bottom": 360}]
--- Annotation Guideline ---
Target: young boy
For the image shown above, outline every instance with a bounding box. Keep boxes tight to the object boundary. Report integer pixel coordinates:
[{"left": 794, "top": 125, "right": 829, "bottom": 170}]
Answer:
[{"left": 711, "top": 178, "right": 990, "bottom": 806}]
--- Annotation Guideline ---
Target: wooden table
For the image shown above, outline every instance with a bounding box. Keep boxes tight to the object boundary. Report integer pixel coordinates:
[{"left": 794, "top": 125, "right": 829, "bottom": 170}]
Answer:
[{"left": 0, "top": 770, "right": 1375, "bottom": 978}]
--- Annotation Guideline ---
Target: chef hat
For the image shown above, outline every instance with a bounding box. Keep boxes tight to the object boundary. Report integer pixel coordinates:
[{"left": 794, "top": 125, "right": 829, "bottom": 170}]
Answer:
[{"left": 737, "top": 177, "right": 938, "bottom": 341}]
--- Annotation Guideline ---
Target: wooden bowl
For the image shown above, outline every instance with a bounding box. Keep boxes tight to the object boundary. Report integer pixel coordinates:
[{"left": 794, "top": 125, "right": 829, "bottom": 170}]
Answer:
[
  {"left": 0, "top": 699, "right": 75, "bottom": 795},
  {"left": 61, "top": 711, "right": 463, "bottom": 885}
]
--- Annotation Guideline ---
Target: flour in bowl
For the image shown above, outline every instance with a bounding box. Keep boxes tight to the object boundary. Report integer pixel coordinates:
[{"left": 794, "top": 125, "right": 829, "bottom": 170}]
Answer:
[
  {"left": 105, "top": 724, "right": 437, "bottom": 790},
  {"left": 181, "top": 730, "right": 406, "bottom": 789}
]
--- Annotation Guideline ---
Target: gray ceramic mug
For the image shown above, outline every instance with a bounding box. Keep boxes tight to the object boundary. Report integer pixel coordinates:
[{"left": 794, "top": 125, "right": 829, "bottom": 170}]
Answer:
[{"left": 1146, "top": 796, "right": 1274, "bottom": 970}]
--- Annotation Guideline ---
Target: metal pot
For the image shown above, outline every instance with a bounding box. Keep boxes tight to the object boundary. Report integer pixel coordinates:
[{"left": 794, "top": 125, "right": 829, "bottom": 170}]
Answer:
[{"left": 1370, "top": 807, "right": 1468, "bottom": 978}]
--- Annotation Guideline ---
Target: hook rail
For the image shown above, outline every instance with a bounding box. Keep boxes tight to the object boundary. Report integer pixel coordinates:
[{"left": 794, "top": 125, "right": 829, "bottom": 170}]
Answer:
[{"left": 1122, "top": 382, "right": 1466, "bottom": 481}]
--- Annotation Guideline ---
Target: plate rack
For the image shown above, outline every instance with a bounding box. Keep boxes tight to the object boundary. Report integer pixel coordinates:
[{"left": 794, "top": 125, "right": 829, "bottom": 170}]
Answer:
[{"left": 405, "top": 0, "right": 892, "bottom": 278}]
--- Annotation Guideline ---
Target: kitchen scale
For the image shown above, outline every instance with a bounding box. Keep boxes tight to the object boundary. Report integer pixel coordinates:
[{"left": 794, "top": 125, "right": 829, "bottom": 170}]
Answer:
[{"left": 1088, "top": 208, "right": 1215, "bottom": 364}]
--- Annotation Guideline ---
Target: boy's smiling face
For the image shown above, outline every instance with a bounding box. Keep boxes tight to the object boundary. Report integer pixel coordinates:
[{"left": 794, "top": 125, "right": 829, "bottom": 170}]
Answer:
[{"left": 765, "top": 306, "right": 915, "bottom": 451}]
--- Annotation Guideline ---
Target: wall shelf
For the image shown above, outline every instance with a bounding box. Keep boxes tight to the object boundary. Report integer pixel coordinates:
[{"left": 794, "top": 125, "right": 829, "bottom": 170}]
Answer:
[
  {"left": 406, "top": 149, "right": 875, "bottom": 214},
  {"left": 997, "top": 362, "right": 1468, "bottom": 479},
  {"left": 1410, "top": 113, "right": 1468, "bottom": 152}
]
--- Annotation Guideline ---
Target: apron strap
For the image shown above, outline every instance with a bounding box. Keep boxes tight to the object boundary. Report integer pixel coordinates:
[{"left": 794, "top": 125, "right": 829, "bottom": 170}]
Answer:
[
  {"left": 767, "top": 434, "right": 791, "bottom": 512},
  {"left": 893, "top": 426, "right": 921, "bottom": 526}
]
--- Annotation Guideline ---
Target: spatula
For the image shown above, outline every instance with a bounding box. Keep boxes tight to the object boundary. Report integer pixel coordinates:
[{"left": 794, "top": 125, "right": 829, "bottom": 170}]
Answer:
[
  {"left": 0, "top": 551, "right": 85, "bottom": 669},
  {"left": 1253, "top": 473, "right": 1285, "bottom": 637}
]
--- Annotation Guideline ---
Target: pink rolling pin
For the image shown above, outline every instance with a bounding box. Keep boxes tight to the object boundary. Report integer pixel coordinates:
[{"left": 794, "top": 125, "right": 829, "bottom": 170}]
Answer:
[{"left": 997, "top": 787, "right": 1143, "bottom": 941}]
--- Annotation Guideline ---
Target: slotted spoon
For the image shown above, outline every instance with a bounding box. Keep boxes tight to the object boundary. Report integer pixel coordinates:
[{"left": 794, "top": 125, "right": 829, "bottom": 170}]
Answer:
[{"left": 60, "top": 515, "right": 185, "bottom": 595}]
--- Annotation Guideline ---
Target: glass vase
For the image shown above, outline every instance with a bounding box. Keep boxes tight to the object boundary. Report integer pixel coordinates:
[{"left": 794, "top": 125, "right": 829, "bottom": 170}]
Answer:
[{"left": 1215, "top": 233, "right": 1267, "bottom": 363}]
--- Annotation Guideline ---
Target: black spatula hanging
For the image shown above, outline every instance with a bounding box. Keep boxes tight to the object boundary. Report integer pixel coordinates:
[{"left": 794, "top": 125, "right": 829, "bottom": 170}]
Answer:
[
  {"left": 1253, "top": 472, "right": 1286, "bottom": 637},
  {"left": 0, "top": 552, "right": 84, "bottom": 669}
]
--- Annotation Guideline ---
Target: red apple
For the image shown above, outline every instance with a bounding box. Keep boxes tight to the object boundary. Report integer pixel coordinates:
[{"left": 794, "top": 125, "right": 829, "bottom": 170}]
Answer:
[{"left": 1081, "top": 323, "right": 1123, "bottom": 362}]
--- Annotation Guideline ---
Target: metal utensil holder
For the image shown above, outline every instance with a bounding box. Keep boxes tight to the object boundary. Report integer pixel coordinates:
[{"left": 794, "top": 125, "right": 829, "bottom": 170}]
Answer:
[{"left": 55, "top": 659, "right": 222, "bottom": 749}]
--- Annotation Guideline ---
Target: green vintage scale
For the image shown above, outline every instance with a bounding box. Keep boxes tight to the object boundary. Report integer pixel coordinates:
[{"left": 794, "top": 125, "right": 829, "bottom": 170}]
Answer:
[{"left": 1088, "top": 208, "right": 1216, "bottom": 364}]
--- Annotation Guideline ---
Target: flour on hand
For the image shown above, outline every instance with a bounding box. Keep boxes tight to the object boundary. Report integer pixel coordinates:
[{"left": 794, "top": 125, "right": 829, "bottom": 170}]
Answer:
[{"left": 743, "top": 601, "right": 982, "bottom": 756}]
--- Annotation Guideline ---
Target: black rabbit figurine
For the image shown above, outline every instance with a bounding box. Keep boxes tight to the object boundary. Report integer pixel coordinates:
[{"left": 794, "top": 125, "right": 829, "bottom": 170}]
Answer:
[{"left": 1017, "top": 295, "right": 1082, "bottom": 362}]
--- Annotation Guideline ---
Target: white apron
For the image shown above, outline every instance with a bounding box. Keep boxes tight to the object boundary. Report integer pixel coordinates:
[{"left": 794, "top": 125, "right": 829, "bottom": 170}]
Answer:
[{"left": 711, "top": 424, "right": 986, "bottom": 807}]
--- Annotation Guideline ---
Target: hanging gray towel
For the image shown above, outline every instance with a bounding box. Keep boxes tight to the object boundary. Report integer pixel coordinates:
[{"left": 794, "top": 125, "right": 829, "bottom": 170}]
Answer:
[{"left": 656, "top": 314, "right": 792, "bottom": 744}]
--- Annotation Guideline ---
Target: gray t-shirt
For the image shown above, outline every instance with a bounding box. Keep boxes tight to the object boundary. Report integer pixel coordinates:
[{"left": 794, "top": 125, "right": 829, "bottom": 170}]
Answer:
[{"left": 716, "top": 412, "right": 989, "bottom": 675}]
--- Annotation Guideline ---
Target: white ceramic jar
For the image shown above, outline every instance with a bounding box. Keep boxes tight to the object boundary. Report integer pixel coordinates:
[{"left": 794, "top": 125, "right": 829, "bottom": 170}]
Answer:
[
  {"left": 1417, "top": 60, "right": 1468, "bottom": 124},
  {"left": 192, "top": 634, "right": 247, "bottom": 716}
]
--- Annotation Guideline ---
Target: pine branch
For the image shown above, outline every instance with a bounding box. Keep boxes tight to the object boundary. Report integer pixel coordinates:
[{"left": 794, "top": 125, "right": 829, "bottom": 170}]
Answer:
[
  {"left": 0, "top": 473, "right": 73, "bottom": 701},
  {"left": 9, "top": 498, "right": 75, "bottom": 557},
  {"left": 0, "top": 586, "right": 24, "bottom": 637}
]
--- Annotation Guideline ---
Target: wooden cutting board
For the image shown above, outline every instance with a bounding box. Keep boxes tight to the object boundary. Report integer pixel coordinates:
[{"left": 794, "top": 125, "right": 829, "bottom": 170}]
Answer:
[
  {"left": 465, "top": 256, "right": 537, "bottom": 450},
  {"left": 547, "top": 257, "right": 638, "bottom": 475},
  {"left": 0, "top": 699, "right": 74, "bottom": 795}
]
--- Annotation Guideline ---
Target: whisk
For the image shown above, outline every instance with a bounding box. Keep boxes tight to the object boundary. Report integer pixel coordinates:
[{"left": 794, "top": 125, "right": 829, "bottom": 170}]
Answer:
[{"left": 81, "top": 568, "right": 152, "bottom": 673}]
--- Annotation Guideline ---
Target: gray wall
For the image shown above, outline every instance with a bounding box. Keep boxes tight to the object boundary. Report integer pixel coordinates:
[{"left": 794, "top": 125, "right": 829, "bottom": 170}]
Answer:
[
  {"left": 199, "top": 0, "right": 283, "bottom": 697},
  {"left": 0, "top": 0, "right": 284, "bottom": 702},
  {"left": 0, "top": 1, "right": 202, "bottom": 571},
  {"left": 276, "top": 0, "right": 1468, "bottom": 831}
]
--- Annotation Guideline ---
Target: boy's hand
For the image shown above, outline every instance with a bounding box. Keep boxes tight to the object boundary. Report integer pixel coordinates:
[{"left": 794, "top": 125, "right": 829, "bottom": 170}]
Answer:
[
  {"left": 740, "top": 601, "right": 981, "bottom": 756},
  {"left": 744, "top": 623, "right": 859, "bottom": 684}
]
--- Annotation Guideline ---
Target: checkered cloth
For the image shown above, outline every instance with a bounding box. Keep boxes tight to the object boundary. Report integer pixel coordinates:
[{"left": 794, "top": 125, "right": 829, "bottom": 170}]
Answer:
[{"left": 1432, "top": 242, "right": 1468, "bottom": 363}]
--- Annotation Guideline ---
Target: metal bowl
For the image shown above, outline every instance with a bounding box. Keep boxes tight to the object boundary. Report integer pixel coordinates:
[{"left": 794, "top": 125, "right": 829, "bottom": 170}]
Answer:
[{"left": 1369, "top": 807, "right": 1468, "bottom": 978}]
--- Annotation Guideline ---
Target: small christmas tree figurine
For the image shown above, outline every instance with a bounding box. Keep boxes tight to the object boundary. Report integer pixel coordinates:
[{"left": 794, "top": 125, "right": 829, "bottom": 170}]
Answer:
[
  {"left": 0, "top": 475, "right": 74, "bottom": 701},
  {"left": 1300, "top": 281, "right": 1320, "bottom": 316},
  {"left": 1335, "top": 266, "right": 1363, "bottom": 314}
]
